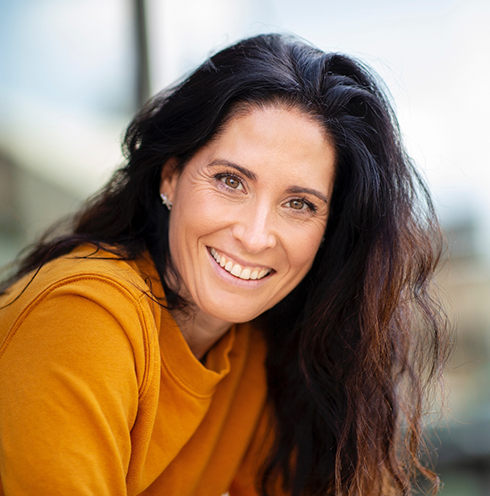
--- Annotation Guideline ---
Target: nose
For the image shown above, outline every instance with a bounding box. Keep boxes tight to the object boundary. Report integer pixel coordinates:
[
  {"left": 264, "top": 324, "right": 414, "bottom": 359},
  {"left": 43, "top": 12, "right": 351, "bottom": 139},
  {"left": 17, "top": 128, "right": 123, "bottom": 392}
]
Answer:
[{"left": 232, "top": 202, "right": 277, "bottom": 254}]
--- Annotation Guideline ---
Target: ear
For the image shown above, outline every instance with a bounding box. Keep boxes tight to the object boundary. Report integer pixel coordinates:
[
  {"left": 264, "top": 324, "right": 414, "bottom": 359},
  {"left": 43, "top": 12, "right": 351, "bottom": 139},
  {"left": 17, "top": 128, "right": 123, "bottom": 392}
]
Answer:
[{"left": 160, "top": 157, "right": 180, "bottom": 202}]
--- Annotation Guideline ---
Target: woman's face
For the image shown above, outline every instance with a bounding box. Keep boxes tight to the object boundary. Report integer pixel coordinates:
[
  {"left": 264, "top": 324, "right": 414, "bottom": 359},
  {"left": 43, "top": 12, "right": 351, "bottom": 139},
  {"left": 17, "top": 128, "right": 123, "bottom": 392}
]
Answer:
[{"left": 161, "top": 105, "right": 336, "bottom": 325}]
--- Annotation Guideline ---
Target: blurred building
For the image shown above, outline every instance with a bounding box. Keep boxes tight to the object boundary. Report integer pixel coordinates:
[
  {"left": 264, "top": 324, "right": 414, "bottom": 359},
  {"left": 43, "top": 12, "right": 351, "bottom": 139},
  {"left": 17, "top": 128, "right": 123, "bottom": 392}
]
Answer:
[
  {"left": 432, "top": 216, "right": 490, "bottom": 495},
  {"left": 0, "top": 0, "right": 138, "bottom": 266}
]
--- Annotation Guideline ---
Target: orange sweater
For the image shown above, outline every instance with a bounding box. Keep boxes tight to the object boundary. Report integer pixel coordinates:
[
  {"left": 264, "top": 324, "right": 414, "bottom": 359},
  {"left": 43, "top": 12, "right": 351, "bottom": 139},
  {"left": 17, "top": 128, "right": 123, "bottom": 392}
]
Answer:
[{"left": 0, "top": 246, "right": 271, "bottom": 495}]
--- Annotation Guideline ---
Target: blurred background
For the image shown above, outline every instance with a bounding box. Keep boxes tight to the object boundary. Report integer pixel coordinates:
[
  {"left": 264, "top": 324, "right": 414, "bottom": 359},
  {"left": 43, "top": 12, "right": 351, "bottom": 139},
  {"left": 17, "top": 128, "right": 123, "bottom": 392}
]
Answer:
[{"left": 0, "top": 0, "right": 489, "bottom": 493}]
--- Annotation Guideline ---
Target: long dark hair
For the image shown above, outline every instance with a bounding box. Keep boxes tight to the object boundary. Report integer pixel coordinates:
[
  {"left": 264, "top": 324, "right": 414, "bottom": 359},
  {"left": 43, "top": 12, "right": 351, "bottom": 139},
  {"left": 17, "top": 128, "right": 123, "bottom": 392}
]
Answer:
[{"left": 2, "top": 34, "right": 451, "bottom": 495}]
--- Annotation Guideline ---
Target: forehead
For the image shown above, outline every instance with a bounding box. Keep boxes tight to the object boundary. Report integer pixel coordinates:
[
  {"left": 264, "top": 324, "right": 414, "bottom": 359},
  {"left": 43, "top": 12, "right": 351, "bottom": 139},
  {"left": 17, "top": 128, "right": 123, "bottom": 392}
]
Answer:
[
  {"left": 203, "top": 105, "right": 336, "bottom": 178},
  {"left": 222, "top": 101, "right": 333, "bottom": 146}
]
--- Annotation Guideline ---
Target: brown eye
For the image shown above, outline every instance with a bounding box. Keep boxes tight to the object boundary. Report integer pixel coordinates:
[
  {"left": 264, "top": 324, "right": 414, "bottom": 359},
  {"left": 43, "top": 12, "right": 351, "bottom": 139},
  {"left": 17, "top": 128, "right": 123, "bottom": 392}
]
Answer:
[
  {"left": 223, "top": 176, "right": 241, "bottom": 189},
  {"left": 289, "top": 199, "right": 306, "bottom": 210}
]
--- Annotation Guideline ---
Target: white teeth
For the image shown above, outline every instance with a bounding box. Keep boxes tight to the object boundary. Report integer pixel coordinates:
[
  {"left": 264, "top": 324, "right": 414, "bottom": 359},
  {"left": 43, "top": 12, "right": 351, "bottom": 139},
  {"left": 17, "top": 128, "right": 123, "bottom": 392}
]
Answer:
[
  {"left": 209, "top": 248, "right": 271, "bottom": 280},
  {"left": 231, "top": 264, "right": 242, "bottom": 276}
]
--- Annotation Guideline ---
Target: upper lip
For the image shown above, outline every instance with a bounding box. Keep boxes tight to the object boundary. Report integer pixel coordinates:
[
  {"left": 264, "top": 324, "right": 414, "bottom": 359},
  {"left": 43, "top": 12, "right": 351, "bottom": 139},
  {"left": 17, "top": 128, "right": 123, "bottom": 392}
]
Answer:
[{"left": 207, "top": 246, "right": 273, "bottom": 271}]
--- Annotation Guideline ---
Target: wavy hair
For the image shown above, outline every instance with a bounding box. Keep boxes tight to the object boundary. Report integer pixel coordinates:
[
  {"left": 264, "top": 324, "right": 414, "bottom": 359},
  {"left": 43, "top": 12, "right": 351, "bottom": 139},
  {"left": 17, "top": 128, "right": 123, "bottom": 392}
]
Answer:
[{"left": 2, "top": 34, "right": 451, "bottom": 495}]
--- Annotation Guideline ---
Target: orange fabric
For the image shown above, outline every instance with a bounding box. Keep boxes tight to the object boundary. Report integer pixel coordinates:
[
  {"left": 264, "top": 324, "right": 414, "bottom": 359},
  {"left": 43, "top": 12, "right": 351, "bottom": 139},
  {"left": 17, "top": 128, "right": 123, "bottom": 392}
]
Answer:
[{"left": 0, "top": 246, "right": 271, "bottom": 496}]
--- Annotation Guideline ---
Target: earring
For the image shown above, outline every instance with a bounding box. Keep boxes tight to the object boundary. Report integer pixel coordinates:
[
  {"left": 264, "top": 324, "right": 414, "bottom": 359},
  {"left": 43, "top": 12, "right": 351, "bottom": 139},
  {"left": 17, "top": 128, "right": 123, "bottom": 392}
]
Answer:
[{"left": 160, "top": 192, "right": 172, "bottom": 210}]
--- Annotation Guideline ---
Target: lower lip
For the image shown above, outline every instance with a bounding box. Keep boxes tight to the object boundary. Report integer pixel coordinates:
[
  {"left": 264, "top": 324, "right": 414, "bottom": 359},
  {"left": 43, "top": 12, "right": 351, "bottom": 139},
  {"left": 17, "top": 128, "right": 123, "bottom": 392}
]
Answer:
[{"left": 206, "top": 248, "right": 272, "bottom": 289}]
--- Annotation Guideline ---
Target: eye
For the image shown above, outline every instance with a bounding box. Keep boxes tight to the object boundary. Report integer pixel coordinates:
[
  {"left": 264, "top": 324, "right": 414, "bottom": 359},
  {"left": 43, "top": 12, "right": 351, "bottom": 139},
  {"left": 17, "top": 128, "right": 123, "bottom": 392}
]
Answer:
[
  {"left": 289, "top": 199, "right": 307, "bottom": 210},
  {"left": 285, "top": 198, "right": 316, "bottom": 212},
  {"left": 223, "top": 176, "right": 241, "bottom": 189},
  {"left": 215, "top": 173, "right": 244, "bottom": 191}
]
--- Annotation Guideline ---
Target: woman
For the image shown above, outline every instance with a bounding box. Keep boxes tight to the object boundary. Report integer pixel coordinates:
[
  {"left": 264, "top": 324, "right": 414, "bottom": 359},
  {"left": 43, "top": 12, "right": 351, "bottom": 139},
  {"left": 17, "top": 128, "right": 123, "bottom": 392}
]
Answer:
[{"left": 0, "top": 34, "right": 450, "bottom": 495}]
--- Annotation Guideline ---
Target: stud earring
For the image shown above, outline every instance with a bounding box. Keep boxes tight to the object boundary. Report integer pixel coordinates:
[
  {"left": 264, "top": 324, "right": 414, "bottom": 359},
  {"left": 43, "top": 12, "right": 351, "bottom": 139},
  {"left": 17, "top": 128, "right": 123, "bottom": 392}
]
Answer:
[{"left": 160, "top": 192, "right": 173, "bottom": 210}]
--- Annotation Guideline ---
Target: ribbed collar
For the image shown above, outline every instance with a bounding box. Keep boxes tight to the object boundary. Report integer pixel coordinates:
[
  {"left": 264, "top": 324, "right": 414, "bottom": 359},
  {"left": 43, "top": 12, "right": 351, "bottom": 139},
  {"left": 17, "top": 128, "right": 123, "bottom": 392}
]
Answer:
[{"left": 158, "top": 313, "right": 236, "bottom": 398}]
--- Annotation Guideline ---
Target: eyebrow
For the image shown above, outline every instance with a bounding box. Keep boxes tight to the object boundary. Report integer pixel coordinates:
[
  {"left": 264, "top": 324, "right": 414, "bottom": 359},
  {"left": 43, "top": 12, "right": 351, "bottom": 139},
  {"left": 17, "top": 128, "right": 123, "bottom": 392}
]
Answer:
[
  {"left": 208, "top": 159, "right": 328, "bottom": 204},
  {"left": 286, "top": 186, "right": 329, "bottom": 204},
  {"left": 208, "top": 160, "right": 258, "bottom": 181}
]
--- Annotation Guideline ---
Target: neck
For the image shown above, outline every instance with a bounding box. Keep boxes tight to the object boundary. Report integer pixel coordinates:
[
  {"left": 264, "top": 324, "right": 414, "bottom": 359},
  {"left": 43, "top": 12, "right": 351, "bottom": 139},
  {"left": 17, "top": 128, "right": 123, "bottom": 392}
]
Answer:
[{"left": 170, "top": 307, "right": 232, "bottom": 360}]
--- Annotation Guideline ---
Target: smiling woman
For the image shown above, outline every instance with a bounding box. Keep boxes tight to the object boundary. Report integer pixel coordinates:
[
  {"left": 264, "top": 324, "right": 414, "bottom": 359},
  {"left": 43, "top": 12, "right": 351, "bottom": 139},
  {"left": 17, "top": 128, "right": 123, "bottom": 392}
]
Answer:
[
  {"left": 161, "top": 106, "right": 335, "bottom": 346},
  {"left": 0, "top": 34, "right": 451, "bottom": 496}
]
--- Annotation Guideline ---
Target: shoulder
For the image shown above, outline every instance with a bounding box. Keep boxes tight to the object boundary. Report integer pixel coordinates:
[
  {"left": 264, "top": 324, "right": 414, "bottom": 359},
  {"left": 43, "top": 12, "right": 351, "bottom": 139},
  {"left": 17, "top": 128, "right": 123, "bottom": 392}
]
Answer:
[
  {"left": 0, "top": 245, "right": 162, "bottom": 395},
  {"left": 2, "top": 244, "right": 160, "bottom": 310}
]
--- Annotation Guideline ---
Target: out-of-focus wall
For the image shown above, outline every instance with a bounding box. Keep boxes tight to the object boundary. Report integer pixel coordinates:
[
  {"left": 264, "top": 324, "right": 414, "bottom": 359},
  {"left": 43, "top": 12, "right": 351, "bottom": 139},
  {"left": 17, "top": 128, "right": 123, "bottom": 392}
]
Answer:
[{"left": 0, "top": 152, "right": 81, "bottom": 266}]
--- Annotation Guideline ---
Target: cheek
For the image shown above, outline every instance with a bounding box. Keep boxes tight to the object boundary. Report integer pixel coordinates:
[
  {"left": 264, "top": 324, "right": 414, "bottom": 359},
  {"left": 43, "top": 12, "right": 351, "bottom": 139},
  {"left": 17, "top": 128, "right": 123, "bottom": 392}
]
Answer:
[
  {"left": 286, "top": 232, "right": 322, "bottom": 274},
  {"left": 167, "top": 192, "right": 214, "bottom": 263}
]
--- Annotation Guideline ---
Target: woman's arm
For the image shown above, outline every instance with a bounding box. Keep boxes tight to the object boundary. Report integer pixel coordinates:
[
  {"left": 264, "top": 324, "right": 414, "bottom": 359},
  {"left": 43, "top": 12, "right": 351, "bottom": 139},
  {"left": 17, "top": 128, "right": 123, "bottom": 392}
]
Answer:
[{"left": 0, "top": 277, "right": 155, "bottom": 495}]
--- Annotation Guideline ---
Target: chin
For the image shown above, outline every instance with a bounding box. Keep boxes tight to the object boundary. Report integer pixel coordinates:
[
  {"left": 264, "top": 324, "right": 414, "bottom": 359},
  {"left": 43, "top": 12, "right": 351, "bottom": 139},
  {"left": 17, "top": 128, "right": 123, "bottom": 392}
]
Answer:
[{"left": 200, "top": 299, "right": 269, "bottom": 325}]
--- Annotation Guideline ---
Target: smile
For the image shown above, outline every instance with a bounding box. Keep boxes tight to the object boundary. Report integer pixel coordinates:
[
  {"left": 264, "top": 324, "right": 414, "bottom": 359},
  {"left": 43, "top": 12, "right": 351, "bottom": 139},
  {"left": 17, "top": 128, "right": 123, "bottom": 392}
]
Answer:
[{"left": 209, "top": 248, "right": 272, "bottom": 280}]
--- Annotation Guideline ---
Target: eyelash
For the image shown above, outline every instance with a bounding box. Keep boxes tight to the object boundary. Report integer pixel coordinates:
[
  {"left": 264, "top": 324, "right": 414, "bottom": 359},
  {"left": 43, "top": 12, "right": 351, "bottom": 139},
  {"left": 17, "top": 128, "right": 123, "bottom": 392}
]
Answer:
[{"left": 213, "top": 172, "right": 318, "bottom": 213}]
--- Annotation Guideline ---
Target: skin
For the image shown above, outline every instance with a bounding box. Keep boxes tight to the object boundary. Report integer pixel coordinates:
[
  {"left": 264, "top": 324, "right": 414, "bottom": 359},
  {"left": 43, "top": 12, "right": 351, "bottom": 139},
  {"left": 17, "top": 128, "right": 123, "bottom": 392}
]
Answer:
[{"left": 161, "top": 105, "right": 336, "bottom": 359}]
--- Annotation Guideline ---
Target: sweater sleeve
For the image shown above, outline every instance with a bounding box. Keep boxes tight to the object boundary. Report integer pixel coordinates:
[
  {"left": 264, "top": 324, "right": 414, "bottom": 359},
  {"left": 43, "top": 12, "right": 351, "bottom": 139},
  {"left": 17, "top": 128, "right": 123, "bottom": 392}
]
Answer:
[{"left": 0, "top": 277, "right": 154, "bottom": 496}]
